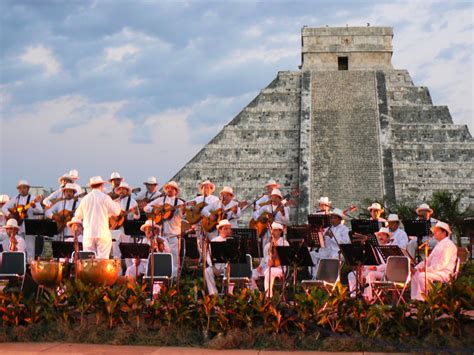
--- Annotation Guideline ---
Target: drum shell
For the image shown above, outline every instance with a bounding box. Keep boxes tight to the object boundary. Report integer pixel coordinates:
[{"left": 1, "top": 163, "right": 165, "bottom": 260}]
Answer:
[
  {"left": 76, "top": 258, "right": 121, "bottom": 286},
  {"left": 30, "top": 260, "right": 63, "bottom": 288}
]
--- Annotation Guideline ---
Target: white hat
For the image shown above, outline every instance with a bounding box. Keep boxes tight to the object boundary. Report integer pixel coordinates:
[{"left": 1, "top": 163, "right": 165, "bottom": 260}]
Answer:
[
  {"left": 375, "top": 227, "right": 391, "bottom": 237},
  {"left": 58, "top": 174, "right": 73, "bottom": 184},
  {"left": 271, "top": 222, "right": 284, "bottom": 230},
  {"left": 431, "top": 221, "right": 451, "bottom": 236},
  {"left": 0, "top": 194, "right": 10, "bottom": 203},
  {"left": 62, "top": 183, "right": 78, "bottom": 193},
  {"left": 89, "top": 176, "right": 105, "bottom": 187},
  {"left": 330, "top": 208, "right": 344, "bottom": 219},
  {"left": 163, "top": 181, "right": 180, "bottom": 194},
  {"left": 387, "top": 214, "right": 400, "bottom": 222},
  {"left": 109, "top": 172, "right": 122, "bottom": 181},
  {"left": 319, "top": 196, "right": 332, "bottom": 206},
  {"left": 220, "top": 186, "right": 234, "bottom": 197},
  {"left": 217, "top": 219, "right": 232, "bottom": 229},
  {"left": 198, "top": 180, "right": 216, "bottom": 193},
  {"left": 270, "top": 188, "right": 282, "bottom": 198},
  {"left": 140, "top": 219, "right": 160, "bottom": 232},
  {"left": 114, "top": 181, "right": 132, "bottom": 194},
  {"left": 368, "top": 202, "right": 384, "bottom": 212},
  {"left": 68, "top": 169, "right": 79, "bottom": 180},
  {"left": 5, "top": 219, "right": 20, "bottom": 230},
  {"left": 16, "top": 180, "right": 30, "bottom": 188},
  {"left": 416, "top": 203, "right": 433, "bottom": 214},
  {"left": 144, "top": 176, "right": 158, "bottom": 185},
  {"left": 265, "top": 179, "right": 281, "bottom": 188},
  {"left": 66, "top": 217, "right": 82, "bottom": 228}
]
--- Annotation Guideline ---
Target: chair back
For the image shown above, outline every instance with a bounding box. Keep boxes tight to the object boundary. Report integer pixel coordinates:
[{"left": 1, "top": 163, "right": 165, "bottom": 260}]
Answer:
[
  {"left": 385, "top": 256, "right": 410, "bottom": 283},
  {"left": 146, "top": 253, "right": 173, "bottom": 278},
  {"left": 229, "top": 254, "right": 252, "bottom": 278},
  {"left": 72, "top": 251, "right": 96, "bottom": 260},
  {"left": 0, "top": 252, "right": 26, "bottom": 276},
  {"left": 452, "top": 257, "right": 461, "bottom": 280},
  {"left": 316, "top": 258, "right": 339, "bottom": 284}
]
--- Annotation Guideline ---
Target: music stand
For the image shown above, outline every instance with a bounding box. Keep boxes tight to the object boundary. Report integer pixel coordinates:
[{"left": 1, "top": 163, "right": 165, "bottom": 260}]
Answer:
[
  {"left": 123, "top": 220, "right": 145, "bottom": 239},
  {"left": 276, "top": 245, "right": 314, "bottom": 297},
  {"left": 51, "top": 241, "right": 83, "bottom": 259},
  {"left": 460, "top": 217, "right": 474, "bottom": 259},
  {"left": 184, "top": 230, "right": 200, "bottom": 259},
  {"left": 403, "top": 220, "right": 431, "bottom": 238},
  {"left": 24, "top": 219, "right": 58, "bottom": 258},
  {"left": 232, "top": 228, "right": 260, "bottom": 258},
  {"left": 307, "top": 214, "right": 331, "bottom": 229},
  {"left": 210, "top": 240, "right": 246, "bottom": 293},
  {"left": 374, "top": 245, "right": 404, "bottom": 264},
  {"left": 351, "top": 219, "right": 380, "bottom": 235},
  {"left": 119, "top": 243, "right": 150, "bottom": 260},
  {"left": 286, "top": 225, "right": 309, "bottom": 245}
]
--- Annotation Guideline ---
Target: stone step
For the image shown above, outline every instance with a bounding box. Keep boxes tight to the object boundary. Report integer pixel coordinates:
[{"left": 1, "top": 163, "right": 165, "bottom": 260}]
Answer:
[
  {"left": 391, "top": 125, "right": 472, "bottom": 142},
  {"left": 390, "top": 105, "right": 453, "bottom": 124},
  {"left": 387, "top": 86, "right": 432, "bottom": 105}
]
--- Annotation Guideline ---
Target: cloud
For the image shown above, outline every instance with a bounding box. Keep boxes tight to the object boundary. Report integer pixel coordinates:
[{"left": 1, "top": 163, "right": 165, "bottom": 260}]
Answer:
[
  {"left": 105, "top": 44, "right": 139, "bottom": 62},
  {"left": 19, "top": 45, "right": 61, "bottom": 76}
]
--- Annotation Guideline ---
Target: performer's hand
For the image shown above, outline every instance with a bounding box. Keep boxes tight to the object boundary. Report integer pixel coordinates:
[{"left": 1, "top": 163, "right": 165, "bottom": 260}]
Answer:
[
  {"left": 257, "top": 266, "right": 263, "bottom": 274},
  {"left": 368, "top": 266, "right": 377, "bottom": 271}
]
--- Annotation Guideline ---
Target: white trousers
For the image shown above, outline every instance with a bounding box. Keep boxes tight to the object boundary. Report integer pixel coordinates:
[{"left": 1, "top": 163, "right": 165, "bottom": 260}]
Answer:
[
  {"left": 264, "top": 267, "right": 284, "bottom": 297},
  {"left": 83, "top": 237, "right": 112, "bottom": 259},
  {"left": 410, "top": 271, "right": 445, "bottom": 301},
  {"left": 205, "top": 264, "right": 235, "bottom": 295}
]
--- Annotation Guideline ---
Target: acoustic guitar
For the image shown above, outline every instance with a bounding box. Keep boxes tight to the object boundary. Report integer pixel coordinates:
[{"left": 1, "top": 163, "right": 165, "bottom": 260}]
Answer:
[
  {"left": 185, "top": 201, "right": 208, "bottom": 225},
  {"left": 47, "top": 192, "right": 86, "bottom": 208},
  {"left": 52, "top": 209, "right": 74, "bottom": 233},
  {"left": 201, "top": 200, "right": 247, "bottom": 233},
  {"left": 148, "top": 203, "right": 184, "bottom": 224},
  {"left": 8, "top": 195, "right": 43, "bottom": 225}
]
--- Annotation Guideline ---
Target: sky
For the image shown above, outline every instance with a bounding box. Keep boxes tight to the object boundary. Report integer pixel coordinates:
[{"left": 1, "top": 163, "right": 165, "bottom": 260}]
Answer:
[{"left": 1, "top": 0, "right": 473, "bottom": 196}]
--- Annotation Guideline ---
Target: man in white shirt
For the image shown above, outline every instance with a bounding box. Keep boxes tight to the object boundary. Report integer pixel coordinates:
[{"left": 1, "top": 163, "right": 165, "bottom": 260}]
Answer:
[
  {"left": 254, "top": 179, "right": 280, "bottom": 210},
  {"left": 315, "top": 196, "right": 332, "bottom": 215},
  {"left": 74, "top": 176, "right": 121, "bottom": 259},
  {"left": 309, "top": 208, "right": 350, "bottom": 273},
  {"left": 2, "top": 180, "right": 43, "bottom": 258},
  {"left": 411, "top": 221, "right": 457, "bottom": 301},
  {"left": 43, "top": 174, "right": 74, "bottom": 208},
  {"left": 136, "top": 176, "right": 161, "bottom": 213},
  {"left": 106, "top": 172, "right": 124, "bottom": 199},
  {"left": 65, "top": 217, "right": 84, "bottom": 243},
  {"left": 144, "top": 181, "right": 184, "bottom": 275},
  {"left": 68, "top": 169, "right": 83, "bottom": 195},
  {"left": 45, "top": 183, "right": 81, "bottom": 240},
  {"left": 368, "top": 202, "right": 387, "bottom": 227},
  {"left": 387, "top": 214, "right": 409, "bottom": 250},
  {"left": 2, "top": 219, "right": 27, "bottom": 254},
  {"left": 0, "top": 195, "right": 10, "bottom": 227}
]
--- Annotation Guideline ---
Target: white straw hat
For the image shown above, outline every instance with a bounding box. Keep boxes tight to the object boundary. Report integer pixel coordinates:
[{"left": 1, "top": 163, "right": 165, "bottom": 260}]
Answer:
[
  {"left": 16, "top": 180, "right": 30, "bottom": 188},
  {"left": 319, "top": 196, "right": 332, "bottom": 206},
  {"left": 375, "top": 227, "right": 391, "bottom": 237},
  {"left": 89, "top": 176, "right": 105, "bottom": 187},
  {"left": 109, "top": 172, "right": 122, "bottom": 181},
  {"left": 368, "top": 202, "right": 384, "bottom": 212},
  {"left": 5, "top": 219, "right": 20, "bottom": 230},
  {"left": 68, "top": 169, "right": 79, "bottom": 180},
  {"left": 62, "top": 183, "right": 78, "bottom": 193},
  {"left": 198, "top": 180, "right": 216, "bottom": 193},
  {"left": 431, "top": 221, "right": 451, "bottom": 236},
  {"left": 265, "top": 179, "right": 281, "bottom": 188},
  {"left": 58, "top": 174, "right": 73, "bottom": 184},
  {"left": 387, "top": 214, "right": 400, "bottom": 222},
  {"left": 114, "top": 181, "right": 132, "bottom": 195},
  {"left": 270, "top": 188, "right": 282, "bottom": 198},
  {"left": 0, "top": 194, "right": 10, "bottom": 203},
  {"left": 163, "top": 181, "right": 180, "bottom": 194},
  {"left": 271, "top": 222, "right": 284, "bottom": 230},
  {"left": 144, "top": 176, "right": 158, "bottom": 185},
  {"left": 220, "top": 186, "right": 234, "bottom": 197},
  {"left": 330, "top": 208, "right": 344, "bottom": 219},
  {"left": 66, "top": 217, "right": 83, "bottom": 228},
  {"left": 140, "top": 219, "right": 160, "bottom": 232},
  {"left": 217, "top": 219, "right": 232, "bottom": 229},
  {"left": 416, "top": 203, "right": 433, "bottom": 214}
]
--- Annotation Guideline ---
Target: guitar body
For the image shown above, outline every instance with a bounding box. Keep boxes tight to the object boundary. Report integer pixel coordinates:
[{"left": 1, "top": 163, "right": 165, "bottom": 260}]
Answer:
[
  {"left": 52, "top": 209, "right": 74, "bottom": 232},
  {"left": 137, "top": 199, "right": 149, "bottom": 211},
  {"left": 109, "top": 211, "right": 126, "bottom": 230},
  {"left": 148, "top": 203, "right": 176, "bottom": 224},
  {"left": 185, "top": 201, "right": 207, "bottom": 224},
  {"left": 202, "top": 209, "right": 222, "bottom": 233},
  {"left": 8, "top": 207, "right": 25, "bottom": 225}
]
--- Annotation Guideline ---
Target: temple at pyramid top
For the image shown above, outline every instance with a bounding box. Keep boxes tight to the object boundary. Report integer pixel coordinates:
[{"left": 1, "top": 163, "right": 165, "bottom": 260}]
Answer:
[{"left": 301, "top": 26, "right": 394, "bottom": 71}]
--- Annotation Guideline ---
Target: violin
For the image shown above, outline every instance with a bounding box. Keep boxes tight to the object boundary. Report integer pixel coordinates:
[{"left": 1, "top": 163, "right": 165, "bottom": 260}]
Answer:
[{"left": 9, "top": 236, "right": 18, "bottom": 252}]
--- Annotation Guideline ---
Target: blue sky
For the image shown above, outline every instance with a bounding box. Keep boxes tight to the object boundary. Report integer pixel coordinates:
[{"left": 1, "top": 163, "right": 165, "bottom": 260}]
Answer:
[{"left": 1, "top": 0, "right": 473, "bottom": 196}]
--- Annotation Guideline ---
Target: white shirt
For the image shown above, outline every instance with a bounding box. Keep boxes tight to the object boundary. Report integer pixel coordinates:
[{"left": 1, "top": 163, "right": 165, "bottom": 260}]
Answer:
[
  {"left": 74, "top": 189, "right": 121, "bottom": 241},
  {"left": 43, "top": 185, "right": 83, "bottom": 207},
  {"left": 135, "top": 189, "right": 161, "bottom": 203},
  {"left": 320, "top": 223, "right": 350, "bottom": 258},
  {"left": 202, "top": 199, "right": 241, "bottom": 228},
  {"left": 45, "top": 198, "right": 81, "bottom": 236},
  {"left": 191, "top": 194, "right": 220, "bottom": 210},
  {"left": 255, "top": 195, "right": 270, "bottom": 209},
  {"left": 389, "top": 228, "right": 409, "bottom": 250},
  {"left": 260, "top": 237, "right": 289, "bottom": 271},
  {"left": 252, "top": 204, "right": 290, "bottom": 226},
  {"left": 116, "top": 196, "right": 140, "bottom": 220},
  {"left": 2, "top": 194, "right": 44, "bottom": 233},
  {"left": 144, "top": 196, "right": 184, "bottom": 236},
  {"left": 7, "top": 235, "right": 27, "bottom": 254},
  {"left": 416, "top": 237, "right": 457, "bottom": 281}
]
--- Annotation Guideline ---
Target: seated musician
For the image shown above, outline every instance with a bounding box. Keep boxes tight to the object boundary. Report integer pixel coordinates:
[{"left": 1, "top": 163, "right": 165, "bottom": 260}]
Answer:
[
  {"left": 67, "top": 169, "right": 83, "bottom": 194},
  {"left": 204, "top": 219, "right": 234, "bottom": 296},
  {"left": 143, "top": 181, "right": 184, "bottom": 276},
  {"left": 252, "top": 188, "right": 289, "bottom": 246},
  {"left": 368, "top": 202, "right": 387, "bottom": 227},
  {"left": 0, "top": 194, "right": 9, "bottom": 227},
  {"left": 2, "top": 219, "right": 27, "bottom": 254},
  {"left": 106, "top": 171, "right": 124, "bottom": 198},
  {"left": 125, "top": 220, "right": 171, "bottom": 281},
  {"left": 417, "top": 203, "right": 438, "bottom": 247},
  {"left": 348, "top": 227, "right": 391, "bottom": 301},
  {"left": 254, "top": 179, "right": 280, "bottom": 210},
  {"left": 136, "top": 177, "right": 161, "bottom": 211},
  {"left": 309, "top": 208, "right": 350, "bottom": 273},
  {"left": 111, "top": 182, "right": 140, "bottom": 268},
  {"left": 387, "top": 214, "right": 408, "bottom": 250},
  {"left": 315, "top": 196, "right": 332, "bottom": 215},
  {"left": 45, "top": 183, "right": 81, "bottom": 240},
  {"left": 250, "top": 222, "right": 289, "bottom": 297},
  {"left": 2, "top": 180, "right": 43, "bottom": 258},
  {"left": 411, "top": 221, "right": 457, "bottom": 301},
  {"left": 202, "top": 186, "right": 241, "bottom": 240},
  {"left": 64, "top": 217, "right": 83, "bottom": 243},
  {"left": 43, "top": 173, "right": 74, "bottom": 208}
]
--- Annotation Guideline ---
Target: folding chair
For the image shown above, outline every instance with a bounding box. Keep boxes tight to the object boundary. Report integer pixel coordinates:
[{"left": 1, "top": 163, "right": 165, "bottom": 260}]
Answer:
[
  {"left": 0, "top": 251, "right": 27, "bottom": 292},
  {"left": 222, "top": 254, "right": 252, "bottom": 294},
  {"left": 372, "top": 256, "right": 410, "bottom": 306},
  {"left": 144, "top": 253, "right": 174, "bottom": 293},
  {"left": 301, "top": 258, "right": 340, "bottom": 295}
]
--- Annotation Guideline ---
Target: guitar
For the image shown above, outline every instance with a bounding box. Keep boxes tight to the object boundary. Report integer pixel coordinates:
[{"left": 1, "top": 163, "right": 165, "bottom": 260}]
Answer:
[
  {"left": 8, "top": 195, "right": 43, "bottom": 225},
  {"left": 52, "top": 209, "right": 75, "bottom": 233},
  {"left": 201, "top": 200, "right": 248, "bottom": 233},
  {"left": 185, "top": 201, "right": 208, "bottom": 225},
  {"left": 148, "top": 203, "right": 184, "bottom": 224},
  {"left": 109, "top": 206, "right": 140, "bottom": 230},
  {"left": 109, "top": 187, "right": 141, "bottom": 201},
  {"left": 48, "top": 192, "right": 86, "bottom": 208}
]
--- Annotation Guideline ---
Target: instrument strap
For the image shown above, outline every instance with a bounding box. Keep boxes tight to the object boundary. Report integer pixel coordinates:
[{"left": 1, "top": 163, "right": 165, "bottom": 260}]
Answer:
[
  {"left": 72, "top": 198, "right": 78, "bottom": 212},
  {"left": 125, "top": 196, "right": 132, "bottom": 212}
]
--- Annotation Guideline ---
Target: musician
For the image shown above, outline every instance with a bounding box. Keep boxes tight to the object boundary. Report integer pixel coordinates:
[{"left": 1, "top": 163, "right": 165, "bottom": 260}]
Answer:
[
  {"left": 143, "top": 181, "right": 184, "bottom": 275},
  {"left": 43, "top": 174, "right": 74, "bottom": 208},
  {"left": 106, "top": 172, "right": 124, "bottom": 197},
  {"left": 2, "top": 219, "right": 26, "bottom": 254},
  {"left": 368, "top": 202, "right": 387, "bottom": 226},
  {"left": 111, "top": 181, "right": 140, "bottom": 267},
  {"left": 45, "top": 183, "right": 81, "bottom": 239},
  {"left": 74, "top": 176, "right": 121, "bottom": 259},
  {"left": 347, "top": 227, "right": 391, "bottom": 301},
  {"left": 252, "top": 188, "right": 289, "bottom": 246},
  {"left": 309, "top": 208, "right": 350, "bottom": 273},
  {"left": 315, "top": 196, "right": 332, "bottom": 215},
  {"left": 64, "top": 217, "right": 84, "bottom": 243},
  {"left": 254, "top": 179, "right": 280, "bottom": 210},
  {"left": 0, "top": 194, "right": 9, "bottom": 227},
  {"left": 411, "top": 221, "right": 457, "bottom": 301},
  {"left": 136, "top": 177, "right": 161, "bottom": 209},
  {"left": 2, "top": 180, "right": 43, "bottom": 258},
  {"left": 204, "top": 219, "right": 234, "bottom": 296},
  {"left": 68, "top": 169, "right": 83, "bottom": 194},
  {"left": 387, "top": 214, "right": 408, "bottom": 250},
  {"left": 416, "top": 203, "right": 438, "bottom": 247},
  {"left": 251, "top": 222, "right": 289, "bottom": 297},
  {"left": 202, "top": 186, "right": 241, "bottom": 239}
]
